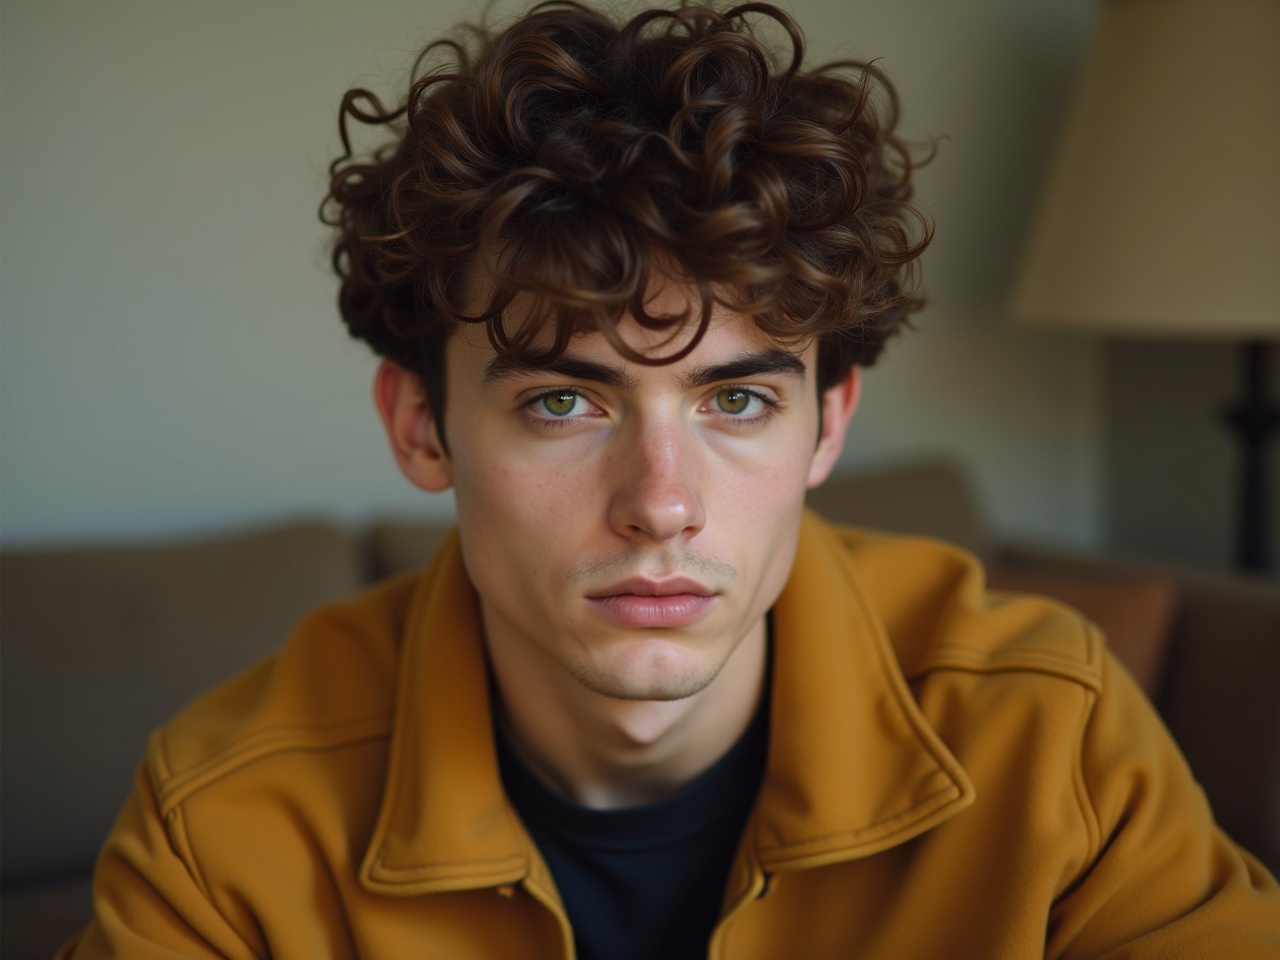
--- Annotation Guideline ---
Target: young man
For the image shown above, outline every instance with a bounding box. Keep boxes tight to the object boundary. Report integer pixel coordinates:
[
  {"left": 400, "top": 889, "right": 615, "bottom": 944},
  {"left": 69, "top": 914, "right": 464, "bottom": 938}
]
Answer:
[{"left": 63, "top": 2, "right": 1280, "bottom": 957}]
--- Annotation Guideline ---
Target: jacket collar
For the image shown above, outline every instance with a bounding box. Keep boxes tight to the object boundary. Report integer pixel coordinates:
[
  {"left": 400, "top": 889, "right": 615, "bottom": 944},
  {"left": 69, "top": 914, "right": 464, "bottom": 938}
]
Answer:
[
  {"left": 360, "top": 511, "right": 975, "bottom": 895},
  {"left": 743, "top": 511, "right": 975, "bottom": 874}
]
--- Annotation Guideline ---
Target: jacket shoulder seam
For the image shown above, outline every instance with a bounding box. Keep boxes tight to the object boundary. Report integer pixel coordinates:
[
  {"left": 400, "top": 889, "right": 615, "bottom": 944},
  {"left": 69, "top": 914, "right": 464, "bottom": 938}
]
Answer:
[
  {"left": 153, "top": 713, "right": 391, "bottom": 815},
  {"left": 145, "top": 769, "right": 267, "bottom": 959},
  {"left": 909, "top": 613, "right": 1103, "bottom": 691},
  {"left": 1071, "top": 665, "right": 1104, "bottom": 875}
]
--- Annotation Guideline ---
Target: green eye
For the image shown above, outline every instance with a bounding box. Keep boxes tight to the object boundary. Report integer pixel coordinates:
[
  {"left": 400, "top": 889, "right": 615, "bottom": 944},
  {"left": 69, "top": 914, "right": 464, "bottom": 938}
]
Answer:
[
  {"left": 716, "top": 389, "right": 753, "bottom": 415},
  {"left": 541, "top": 391, "right": 581, "bottom": 417}
]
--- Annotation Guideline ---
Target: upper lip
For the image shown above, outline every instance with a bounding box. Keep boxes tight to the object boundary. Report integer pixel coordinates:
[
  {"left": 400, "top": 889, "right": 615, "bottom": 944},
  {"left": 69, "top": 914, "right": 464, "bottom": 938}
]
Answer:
[{"left": 587, "top": 576, "right": 714, "bottom": 598}]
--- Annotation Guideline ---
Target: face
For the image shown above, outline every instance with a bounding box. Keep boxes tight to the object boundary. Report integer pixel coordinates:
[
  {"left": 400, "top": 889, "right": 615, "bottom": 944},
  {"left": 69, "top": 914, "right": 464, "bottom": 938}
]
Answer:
[{"left": 382, "top": 280, "right": 857, "bottom": 704}]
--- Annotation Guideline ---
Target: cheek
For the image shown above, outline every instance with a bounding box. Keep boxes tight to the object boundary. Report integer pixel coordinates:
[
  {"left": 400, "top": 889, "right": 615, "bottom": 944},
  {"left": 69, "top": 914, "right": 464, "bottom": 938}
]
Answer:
[
  {"left": 705, "top": 437, "right": 813, "bottom": 594},
  {"left": 708, "top": 430, "right": 815, "bottom": 516},
  {"left": 450, "top": 444, "right": 600, "bottom": 588}
]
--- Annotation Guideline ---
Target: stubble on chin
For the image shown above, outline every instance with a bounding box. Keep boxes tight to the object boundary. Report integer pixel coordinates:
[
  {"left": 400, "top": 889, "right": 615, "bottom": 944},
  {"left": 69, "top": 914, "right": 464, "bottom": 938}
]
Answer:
[{"left": 567, "top": 651, "right": 723, "bottom": 702}]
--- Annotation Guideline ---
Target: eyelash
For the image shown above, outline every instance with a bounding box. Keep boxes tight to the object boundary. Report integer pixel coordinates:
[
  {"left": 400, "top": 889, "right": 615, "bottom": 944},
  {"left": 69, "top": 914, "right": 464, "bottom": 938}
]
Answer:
[{"left": 520, "top": 386, "right": 779, "bottom": 429}]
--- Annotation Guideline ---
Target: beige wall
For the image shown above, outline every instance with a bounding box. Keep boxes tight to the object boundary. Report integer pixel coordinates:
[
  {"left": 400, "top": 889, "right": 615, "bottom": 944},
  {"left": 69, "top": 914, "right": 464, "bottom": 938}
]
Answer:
[{"left": 0, "top": 0, "right": 1102, "bottom": 549}]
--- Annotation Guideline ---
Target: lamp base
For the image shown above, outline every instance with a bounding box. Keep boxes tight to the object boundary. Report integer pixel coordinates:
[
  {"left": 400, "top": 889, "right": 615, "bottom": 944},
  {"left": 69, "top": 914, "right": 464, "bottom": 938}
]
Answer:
[{"left": 1223, "top": 341, "right": 1280, "bottom": 573}]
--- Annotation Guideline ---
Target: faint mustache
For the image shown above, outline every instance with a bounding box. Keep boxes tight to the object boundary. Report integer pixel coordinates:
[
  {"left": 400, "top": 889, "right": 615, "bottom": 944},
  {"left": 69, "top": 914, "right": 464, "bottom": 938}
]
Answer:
[{"left": 566, "top": 549, "right": 738, "bottom": 587}]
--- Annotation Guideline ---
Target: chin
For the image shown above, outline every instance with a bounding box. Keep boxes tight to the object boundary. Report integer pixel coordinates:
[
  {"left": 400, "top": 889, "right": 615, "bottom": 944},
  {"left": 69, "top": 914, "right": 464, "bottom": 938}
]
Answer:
[{"left": 571, "top": 644, "right": 722, "bottom": 702}]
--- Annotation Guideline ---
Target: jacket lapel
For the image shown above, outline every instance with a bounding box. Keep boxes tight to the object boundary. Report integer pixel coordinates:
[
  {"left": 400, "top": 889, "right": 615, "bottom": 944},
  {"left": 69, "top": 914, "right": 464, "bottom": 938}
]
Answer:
[
  {"left": 743, "top": 511, "right": 975, "bottom": 876},
  {"left": 361, "top": 531, "right": 532, "bottom": 894}
]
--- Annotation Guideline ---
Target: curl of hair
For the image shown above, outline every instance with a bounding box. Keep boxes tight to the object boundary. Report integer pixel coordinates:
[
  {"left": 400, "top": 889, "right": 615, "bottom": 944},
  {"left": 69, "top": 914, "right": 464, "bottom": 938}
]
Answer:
[{"left": 322, "top": 0, "right": 932, "bottom": 415}]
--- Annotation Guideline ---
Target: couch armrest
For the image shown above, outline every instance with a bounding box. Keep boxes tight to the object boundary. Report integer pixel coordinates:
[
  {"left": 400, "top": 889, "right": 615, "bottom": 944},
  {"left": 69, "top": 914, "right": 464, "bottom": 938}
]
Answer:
[{"left": 995, "top": 544, "right": 1280, "bottom": 875}]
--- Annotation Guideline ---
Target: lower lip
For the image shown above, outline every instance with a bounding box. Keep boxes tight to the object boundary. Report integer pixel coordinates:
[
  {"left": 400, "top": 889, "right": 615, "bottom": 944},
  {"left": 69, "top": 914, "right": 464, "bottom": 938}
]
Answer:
[{"left": 587, "top": 594, "right": 716, "bottom": 628}]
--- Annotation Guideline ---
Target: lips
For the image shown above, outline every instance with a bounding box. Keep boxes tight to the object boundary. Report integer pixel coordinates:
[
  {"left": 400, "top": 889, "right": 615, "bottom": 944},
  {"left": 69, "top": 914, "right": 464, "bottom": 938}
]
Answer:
[
  {"left": 589, "top": 577, "right": 713, "bottom": 599},
  {"left": 585, "top": 577, "right": 717, "bottom": 628}
]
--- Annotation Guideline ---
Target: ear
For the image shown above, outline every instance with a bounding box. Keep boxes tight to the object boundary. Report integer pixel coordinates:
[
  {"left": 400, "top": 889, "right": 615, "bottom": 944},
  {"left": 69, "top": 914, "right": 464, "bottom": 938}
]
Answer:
[
  {"left": 806, "top": 365, "right": 860, "bottom": 489},
  {"left": 373, "top": 360, "right": 453, "bottom": 493}
]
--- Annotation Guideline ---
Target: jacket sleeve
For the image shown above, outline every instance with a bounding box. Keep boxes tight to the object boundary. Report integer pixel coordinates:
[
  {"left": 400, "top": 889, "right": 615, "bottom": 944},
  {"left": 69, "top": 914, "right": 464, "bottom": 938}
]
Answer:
[
  {"left": 1048, "top": 649, "right": 1280, "bottom": 958},
  {"left": 57, "top": 762, "right": 260, "bottom": 960}
]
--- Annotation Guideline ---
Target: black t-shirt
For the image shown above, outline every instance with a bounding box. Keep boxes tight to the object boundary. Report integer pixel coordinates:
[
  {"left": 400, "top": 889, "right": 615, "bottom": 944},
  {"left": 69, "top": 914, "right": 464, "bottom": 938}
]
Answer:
[{"left": 496, "top": 697, "right": 770, "bottom": 960}]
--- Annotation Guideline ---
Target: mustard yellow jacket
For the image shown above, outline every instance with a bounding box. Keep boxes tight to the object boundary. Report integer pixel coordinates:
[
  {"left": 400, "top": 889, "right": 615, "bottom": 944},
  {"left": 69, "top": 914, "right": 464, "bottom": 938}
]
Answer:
[{"left": 62, "top": 513, "right": 1280, "bottom": 958}]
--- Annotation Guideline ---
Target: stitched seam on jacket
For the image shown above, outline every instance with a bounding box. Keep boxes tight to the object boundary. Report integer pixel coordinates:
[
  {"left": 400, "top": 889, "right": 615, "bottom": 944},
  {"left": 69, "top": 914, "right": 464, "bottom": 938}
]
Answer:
[
  {"left": 369, "top": 853, "right": 530, "bottom": 876},
  {"left": 912, "top": 654, "right": 1101, "bottom": 688},
  {"left": 757, "top": 772, "right": 961, "bottom": 861},
  {"left": 911, "top": 612, "right": 1103, "bottom": 690},
  {"left": 1072, "top": 675, "right": 1103, "bottom": 877},
  {"left": 1072, "top": 630, "right": 1105, "bottom": 871},
  {"left": 155, "top": 714, "right": 390, "bottom": 813},
  {"left": 165, "top": 799, "right": 266, "bottom": 960}
]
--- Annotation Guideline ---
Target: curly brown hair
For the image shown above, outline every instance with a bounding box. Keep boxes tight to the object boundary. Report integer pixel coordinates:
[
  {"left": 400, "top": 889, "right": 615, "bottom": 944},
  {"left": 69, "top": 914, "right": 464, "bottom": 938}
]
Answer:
[{"left": 322, "top": 0, "right": 930, "bottom": 439}]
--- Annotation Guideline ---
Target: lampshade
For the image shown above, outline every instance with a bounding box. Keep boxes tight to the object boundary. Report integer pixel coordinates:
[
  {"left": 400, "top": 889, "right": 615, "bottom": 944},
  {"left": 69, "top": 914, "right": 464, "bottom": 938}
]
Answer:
[{"left": 1010, "top": 0, "right": 1280, "bottom": 339}]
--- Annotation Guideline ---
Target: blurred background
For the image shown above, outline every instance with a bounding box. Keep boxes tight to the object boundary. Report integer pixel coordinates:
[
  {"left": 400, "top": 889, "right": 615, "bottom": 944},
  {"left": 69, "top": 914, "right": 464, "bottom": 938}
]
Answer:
[{"left": 1, "top": 0, "right": 1275, "bottom": 572}]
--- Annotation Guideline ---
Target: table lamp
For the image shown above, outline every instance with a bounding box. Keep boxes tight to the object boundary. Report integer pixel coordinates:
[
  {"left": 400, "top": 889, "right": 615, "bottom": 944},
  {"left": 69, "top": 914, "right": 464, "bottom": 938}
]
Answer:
[{"left": 1010, "top": 0, "right": 1280, "bottom": 572}]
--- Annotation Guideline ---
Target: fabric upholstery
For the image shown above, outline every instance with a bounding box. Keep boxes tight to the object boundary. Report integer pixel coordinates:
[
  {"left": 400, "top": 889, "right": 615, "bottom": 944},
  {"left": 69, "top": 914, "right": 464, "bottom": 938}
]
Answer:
[
  {"left": 803, "top": 460, "right": 989, "bottom": 559},
  {"left": 0, "top": 522, "right": 362, "bottom": 885},
  {"left": 365, "top": 519, "right": 452, "bottom": 580}
]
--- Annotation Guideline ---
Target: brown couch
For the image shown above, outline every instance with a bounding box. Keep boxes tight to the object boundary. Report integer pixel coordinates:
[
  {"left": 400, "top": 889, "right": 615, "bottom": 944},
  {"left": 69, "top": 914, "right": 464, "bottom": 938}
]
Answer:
[{"left": 3, "top": 461, "right": 1277, "bottom": 959}]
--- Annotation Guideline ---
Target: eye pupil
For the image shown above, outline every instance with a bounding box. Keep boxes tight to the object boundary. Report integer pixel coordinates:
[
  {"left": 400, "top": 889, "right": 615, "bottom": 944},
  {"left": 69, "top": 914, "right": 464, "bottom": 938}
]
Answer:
[
  {"left": 718, "top": 389, "right": 750, "bottom": 414},
  {"left": 543, "top": 392, "right": 578, "bottom": 416}
]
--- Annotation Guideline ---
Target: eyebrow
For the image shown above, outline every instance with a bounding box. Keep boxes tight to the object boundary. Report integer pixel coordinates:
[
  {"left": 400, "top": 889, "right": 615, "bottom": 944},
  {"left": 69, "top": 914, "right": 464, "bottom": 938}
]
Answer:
[
  {"left": 482, "top": 347, "right": 807, "bottom": 389},
  {"left": 483, "top": 354, "right": 639, "bottom": 388},
  {"left": 679, "top": 349, "right": 807, "bottom": 389}
]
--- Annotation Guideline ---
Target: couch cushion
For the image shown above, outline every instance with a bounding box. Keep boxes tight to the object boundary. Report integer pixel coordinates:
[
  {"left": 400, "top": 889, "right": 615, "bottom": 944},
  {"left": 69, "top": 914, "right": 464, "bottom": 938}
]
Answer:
[
  {"left": 805, "top": 460, "right": 989, "bottom": 559},
  {"left": 366, "top": 520, "right": 454, "bottom": 580},
  {"left": 0, "top": 521, "right": 363, "bottom": 886}
]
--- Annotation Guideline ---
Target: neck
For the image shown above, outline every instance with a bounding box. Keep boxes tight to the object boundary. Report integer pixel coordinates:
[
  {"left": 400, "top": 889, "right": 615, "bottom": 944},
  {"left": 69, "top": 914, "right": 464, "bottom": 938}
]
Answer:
[{"left": 484, "top": 617, "right": 768, "bottom": 810}]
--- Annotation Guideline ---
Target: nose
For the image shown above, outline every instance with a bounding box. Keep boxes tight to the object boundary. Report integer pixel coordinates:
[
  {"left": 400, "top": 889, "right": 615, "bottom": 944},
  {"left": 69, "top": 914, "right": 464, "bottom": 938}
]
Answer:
[{"left": 607, "top": 417, "right": 705, "bottom": 543}]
